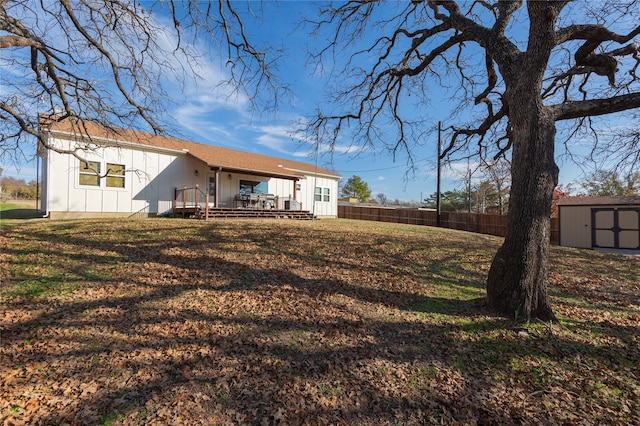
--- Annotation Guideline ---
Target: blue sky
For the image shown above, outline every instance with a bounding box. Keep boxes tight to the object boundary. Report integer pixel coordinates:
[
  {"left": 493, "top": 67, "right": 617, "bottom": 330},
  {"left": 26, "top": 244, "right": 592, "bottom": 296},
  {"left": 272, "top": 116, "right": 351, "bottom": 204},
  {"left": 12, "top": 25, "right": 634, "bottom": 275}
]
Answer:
[{"left": 1, "top": 1, "right": 634, "bottom": 202}]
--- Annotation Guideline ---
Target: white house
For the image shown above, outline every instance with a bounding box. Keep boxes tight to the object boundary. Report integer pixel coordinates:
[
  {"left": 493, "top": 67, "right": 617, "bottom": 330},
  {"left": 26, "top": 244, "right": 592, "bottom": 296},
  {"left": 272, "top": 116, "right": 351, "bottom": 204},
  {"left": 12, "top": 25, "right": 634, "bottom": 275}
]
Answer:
[{"left": 39, "top": 118, "right": 340, "bottom": 219}]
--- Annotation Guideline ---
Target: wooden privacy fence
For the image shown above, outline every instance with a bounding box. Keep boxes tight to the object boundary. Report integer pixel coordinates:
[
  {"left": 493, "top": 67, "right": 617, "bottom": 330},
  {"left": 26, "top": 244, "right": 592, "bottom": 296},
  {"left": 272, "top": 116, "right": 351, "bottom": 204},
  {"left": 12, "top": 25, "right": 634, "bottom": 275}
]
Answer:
[{"left": 338, "top": 205, "right": 559, "bottom": 244}]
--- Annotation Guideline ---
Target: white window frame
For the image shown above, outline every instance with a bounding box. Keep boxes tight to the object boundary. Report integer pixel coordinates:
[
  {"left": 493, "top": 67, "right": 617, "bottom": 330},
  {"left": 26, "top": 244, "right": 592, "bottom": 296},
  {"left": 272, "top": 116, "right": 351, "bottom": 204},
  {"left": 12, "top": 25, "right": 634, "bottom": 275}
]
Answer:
[
  {"left": 77, "top": 159, "right": 127, "bottom": 190},
  {"left": 315, "top": 186, "right": 330, "bottom": 203},
  {"left": 105, "top": 163, "right": 126, "bottom": 188},
  {"left": 79, "top": 160, "right": 101, "bottom": 187}
]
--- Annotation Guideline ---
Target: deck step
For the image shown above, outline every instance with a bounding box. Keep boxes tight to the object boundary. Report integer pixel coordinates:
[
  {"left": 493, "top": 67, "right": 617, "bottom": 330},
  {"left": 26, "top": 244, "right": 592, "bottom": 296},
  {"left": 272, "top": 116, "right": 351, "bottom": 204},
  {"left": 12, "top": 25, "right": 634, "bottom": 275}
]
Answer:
[
  {"left": 174, "top": 207, "right": 313, "bottom": 220},
  {"left": 206, "top": 209, "right": 313, "bottom": 220}
]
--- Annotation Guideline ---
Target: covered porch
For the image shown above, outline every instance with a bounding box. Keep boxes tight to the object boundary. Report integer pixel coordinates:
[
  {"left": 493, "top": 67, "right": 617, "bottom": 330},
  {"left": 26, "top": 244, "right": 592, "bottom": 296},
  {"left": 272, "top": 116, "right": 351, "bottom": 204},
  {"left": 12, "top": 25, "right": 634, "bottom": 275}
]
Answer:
[{"left": 172, "top": 185, "right": 312, "bottom": 220}]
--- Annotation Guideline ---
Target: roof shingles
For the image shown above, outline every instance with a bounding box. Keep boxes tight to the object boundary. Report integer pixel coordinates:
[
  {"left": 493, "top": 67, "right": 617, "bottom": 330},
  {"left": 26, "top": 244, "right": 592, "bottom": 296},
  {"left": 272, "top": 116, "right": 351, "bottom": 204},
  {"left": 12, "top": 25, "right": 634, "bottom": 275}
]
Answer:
[
  {"left": 557, "top": 196, "right": 640, "bottom": 206},
  {"left": 44, "top": 118, "right": 340, "bottom": 180}
]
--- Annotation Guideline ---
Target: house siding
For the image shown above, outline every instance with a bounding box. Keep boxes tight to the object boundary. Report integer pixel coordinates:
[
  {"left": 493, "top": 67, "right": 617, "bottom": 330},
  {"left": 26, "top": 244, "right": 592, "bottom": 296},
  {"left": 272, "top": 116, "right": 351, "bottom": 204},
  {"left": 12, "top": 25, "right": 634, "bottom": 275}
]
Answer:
[
  {"left": 43, "top": 135, "right": 198, "bottom": 217},
  {"left": 296, "top": 174, "right": 339, "bottom": 218},
  {"left": 43, "top": 132, "right": 340, "bottom": 218}
]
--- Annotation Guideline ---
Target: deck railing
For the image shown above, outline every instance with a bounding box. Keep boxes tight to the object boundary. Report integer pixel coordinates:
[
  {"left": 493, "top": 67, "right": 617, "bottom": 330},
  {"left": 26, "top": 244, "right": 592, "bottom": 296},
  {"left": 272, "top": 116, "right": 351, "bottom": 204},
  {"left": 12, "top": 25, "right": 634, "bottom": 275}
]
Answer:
[
  {"left": 173, "top": 188, "right": 306, "bottom": 219},
  {"left": 173, "top": 186, "right": 209, "bottom": 217},
  {"left": 279, "top": 196, "right": 302, "bottom": 211}
]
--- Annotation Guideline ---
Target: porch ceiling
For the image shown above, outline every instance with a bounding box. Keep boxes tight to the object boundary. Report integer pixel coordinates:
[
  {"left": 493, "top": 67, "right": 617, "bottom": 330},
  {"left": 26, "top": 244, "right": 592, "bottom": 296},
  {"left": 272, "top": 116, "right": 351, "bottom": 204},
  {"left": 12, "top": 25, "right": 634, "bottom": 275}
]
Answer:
[{"left": 206, "top": 164, "right": 301, "bottom": 181}]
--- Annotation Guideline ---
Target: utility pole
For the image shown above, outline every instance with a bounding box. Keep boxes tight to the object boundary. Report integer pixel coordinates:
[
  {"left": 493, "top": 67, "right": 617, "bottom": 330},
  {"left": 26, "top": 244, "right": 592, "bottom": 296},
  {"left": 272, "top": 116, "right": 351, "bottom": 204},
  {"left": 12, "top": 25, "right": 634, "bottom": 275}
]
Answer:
[
  {"left": 436, "top": 121, "right": 442, "bottom": 227},
  {"left": 467, "top": 158, "right": 472, "bottom": 213}
]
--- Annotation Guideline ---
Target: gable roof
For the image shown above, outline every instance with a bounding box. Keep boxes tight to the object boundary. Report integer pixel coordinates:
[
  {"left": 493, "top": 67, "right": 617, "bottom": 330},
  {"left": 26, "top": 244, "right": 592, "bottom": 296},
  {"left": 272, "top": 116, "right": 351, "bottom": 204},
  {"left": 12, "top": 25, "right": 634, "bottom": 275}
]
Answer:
[
  {"left": 557, "top": 196, "right": 640, "bottom": 206},
  {"left": 41, "top": 117, "right": 340, "bottom": 180}
]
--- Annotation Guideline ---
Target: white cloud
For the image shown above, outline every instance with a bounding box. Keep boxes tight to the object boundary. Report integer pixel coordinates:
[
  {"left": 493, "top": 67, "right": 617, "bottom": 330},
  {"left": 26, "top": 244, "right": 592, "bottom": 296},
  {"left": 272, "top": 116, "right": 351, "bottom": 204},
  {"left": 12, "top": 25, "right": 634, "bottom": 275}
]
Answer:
[
  {"left": 291, "top": 151, "right": 311, "bottom": 158},
  {"left": 256, "top": 134, "right": 287, "bottom": 151}
]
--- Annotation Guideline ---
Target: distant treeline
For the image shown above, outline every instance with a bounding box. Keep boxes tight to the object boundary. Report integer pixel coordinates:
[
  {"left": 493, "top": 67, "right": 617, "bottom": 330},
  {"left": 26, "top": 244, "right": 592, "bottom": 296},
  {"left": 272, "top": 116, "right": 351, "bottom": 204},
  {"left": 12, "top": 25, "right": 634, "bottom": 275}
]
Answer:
[{"left": 0, "top": 177, "right": 39, "bottom": 199}]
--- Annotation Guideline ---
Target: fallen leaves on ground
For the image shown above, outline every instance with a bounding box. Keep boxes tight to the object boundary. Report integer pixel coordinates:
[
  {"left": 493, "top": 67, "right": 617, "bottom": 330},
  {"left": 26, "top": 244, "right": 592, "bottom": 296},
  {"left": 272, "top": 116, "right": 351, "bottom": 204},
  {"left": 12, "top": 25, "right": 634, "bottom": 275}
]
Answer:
[{"left": 1, "top": 218, "right": 638, "bottom": 425}]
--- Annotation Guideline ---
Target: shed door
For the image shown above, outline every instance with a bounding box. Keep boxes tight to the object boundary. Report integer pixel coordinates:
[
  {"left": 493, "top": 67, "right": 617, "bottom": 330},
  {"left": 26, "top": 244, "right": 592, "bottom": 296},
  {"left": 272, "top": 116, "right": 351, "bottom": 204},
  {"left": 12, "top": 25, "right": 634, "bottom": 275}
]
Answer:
[{"left": 591, "top": 208, "right": 640, "bottom": 249}]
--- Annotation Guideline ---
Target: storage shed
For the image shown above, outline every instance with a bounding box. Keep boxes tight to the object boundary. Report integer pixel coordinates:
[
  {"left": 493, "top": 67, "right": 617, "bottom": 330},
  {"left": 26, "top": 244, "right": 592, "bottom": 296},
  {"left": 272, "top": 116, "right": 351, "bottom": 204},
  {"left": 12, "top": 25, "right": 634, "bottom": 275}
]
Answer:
[{"left": 557, "top": 196, "right": 640, "bottom": 250}]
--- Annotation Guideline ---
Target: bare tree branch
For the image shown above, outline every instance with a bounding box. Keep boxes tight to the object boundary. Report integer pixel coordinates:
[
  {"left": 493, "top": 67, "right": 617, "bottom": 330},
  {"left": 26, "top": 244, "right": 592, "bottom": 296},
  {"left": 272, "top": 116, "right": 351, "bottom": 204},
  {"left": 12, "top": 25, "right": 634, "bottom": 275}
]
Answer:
[
  {"left": 0, "top": 0, "right": 285, "bottom": 165},
  {"left": 299, "top": 0, "right": 640, "bottom": 320},
  {"left": 552, "top": 92, "right": 640, "bottom": 120}
]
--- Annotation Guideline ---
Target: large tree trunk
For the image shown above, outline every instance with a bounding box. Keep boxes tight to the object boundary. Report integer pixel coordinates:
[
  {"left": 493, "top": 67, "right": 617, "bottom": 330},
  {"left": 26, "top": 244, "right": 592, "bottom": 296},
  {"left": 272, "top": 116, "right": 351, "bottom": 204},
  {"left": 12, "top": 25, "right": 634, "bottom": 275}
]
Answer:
[{"left": 486, "top": 104, "right": 559, "bottom": 322}]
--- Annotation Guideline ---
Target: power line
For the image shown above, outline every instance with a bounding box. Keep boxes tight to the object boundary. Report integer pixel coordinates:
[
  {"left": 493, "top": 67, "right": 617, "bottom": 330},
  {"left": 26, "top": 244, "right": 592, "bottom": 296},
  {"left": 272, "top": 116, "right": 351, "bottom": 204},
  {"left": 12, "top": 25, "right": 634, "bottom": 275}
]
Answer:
[
  {"left": 336, "top": 157, "right": 434, "bottom": 174},
  {"left": 336, "top": 164, "right": 408, "bottom": 173}
]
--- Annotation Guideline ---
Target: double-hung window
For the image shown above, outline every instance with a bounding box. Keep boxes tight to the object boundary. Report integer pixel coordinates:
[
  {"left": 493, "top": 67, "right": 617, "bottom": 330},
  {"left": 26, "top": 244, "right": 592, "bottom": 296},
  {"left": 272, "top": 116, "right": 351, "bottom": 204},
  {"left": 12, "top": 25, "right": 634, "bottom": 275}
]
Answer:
[
  {"left": 106, "top": 163, "right": 125, "bottom": 188},
  {"left": 79, "top": 161, "right": 100, "bottom": 186},
  {"left": 78, "top": 161, "right": 125, "bottom": 188}
]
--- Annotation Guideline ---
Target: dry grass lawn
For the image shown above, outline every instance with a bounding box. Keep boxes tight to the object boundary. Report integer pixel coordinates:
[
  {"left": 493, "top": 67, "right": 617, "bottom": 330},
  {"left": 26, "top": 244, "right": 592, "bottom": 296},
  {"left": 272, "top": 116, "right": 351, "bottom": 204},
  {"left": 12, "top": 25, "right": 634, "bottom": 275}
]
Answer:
[{"left": 1, "top": 218, "right": 638, "bottom": 425}]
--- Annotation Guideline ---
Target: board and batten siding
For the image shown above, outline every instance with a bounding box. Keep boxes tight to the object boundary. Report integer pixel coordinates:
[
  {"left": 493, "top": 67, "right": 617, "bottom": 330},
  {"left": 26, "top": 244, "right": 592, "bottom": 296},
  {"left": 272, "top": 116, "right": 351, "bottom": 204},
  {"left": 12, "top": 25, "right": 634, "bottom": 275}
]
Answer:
[
  {"left": 295, "top": 174, "right": 339, "bottom": 218},
  {"left": 43, "top": 134, "right": 199, "bottom": 218},
  {"left": 42, "top": 131, "right": 340, "bottom": 218}
]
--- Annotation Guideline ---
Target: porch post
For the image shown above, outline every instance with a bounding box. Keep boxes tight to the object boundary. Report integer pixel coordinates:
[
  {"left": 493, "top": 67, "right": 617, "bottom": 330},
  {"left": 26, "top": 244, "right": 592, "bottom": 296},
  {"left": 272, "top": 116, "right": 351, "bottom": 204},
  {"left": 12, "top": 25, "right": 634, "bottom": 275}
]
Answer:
[
  {"left": 173, "top": 188, "right": 177, "bottom": 211},
  {"left": 195, "top": 185, "right": 199, "bottom": 216},
  {"left": 182, "top": 186, "right": 187, "bottom": 218},
  {"left": 215, "top": 167, "right": 221, "bottom": 208},
  {"left": 293, "top": 179, "right": 297, "bottom": 199}
]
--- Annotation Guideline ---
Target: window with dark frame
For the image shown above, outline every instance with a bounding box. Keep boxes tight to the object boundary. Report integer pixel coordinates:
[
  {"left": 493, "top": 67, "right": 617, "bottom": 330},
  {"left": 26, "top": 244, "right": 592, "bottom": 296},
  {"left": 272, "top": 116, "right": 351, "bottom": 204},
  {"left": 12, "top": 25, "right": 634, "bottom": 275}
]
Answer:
[
  {"left": 240, "top": 180, "right": 268, "bottom": 194},
  {"left": 79, "top": 161, "right": 126, "bottom": 188}
]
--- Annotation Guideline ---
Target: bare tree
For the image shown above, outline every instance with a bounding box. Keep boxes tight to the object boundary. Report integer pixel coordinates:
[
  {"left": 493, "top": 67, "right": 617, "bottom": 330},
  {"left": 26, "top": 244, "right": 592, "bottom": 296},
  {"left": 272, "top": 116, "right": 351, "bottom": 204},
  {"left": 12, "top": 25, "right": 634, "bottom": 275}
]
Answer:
[
  {"left": 303, "top": 1, "right": 640, "bottom": 320},
  {"left": 376, "top": 192, "right": 388, "bottom": 205},
  {"left": 481, "top": 158, "right": 511, "bottom": 215},
  {"left": 0, "top": 0, "right": 284, "bottom": 165}
]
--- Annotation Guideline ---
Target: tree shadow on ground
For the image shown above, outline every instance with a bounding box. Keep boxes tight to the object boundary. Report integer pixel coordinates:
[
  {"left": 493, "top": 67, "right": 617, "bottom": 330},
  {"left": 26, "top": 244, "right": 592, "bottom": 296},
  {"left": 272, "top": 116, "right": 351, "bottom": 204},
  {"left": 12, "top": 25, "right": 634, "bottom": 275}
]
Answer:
[
  {"left": 0, "top": 208, "right": 43, "bottom": 220},
  {"left": 1, "top": 219, "right": 637, "bottom": 424}
]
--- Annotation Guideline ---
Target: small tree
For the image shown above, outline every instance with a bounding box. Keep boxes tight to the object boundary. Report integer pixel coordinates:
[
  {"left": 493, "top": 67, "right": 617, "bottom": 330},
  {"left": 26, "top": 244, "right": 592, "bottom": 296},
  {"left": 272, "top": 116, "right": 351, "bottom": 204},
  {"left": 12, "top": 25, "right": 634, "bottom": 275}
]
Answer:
[
  {"left": 482, "top": 159, "right": 511, "bottom": 215},
  {"left": 425, "top": 189, "right": 468, "bottom": 212},
  {"left": 472, "top": 180, "right": 500, "bottom": 214},
  {"left": 341, "top": 175, "right": 372, "bottom": 203}
]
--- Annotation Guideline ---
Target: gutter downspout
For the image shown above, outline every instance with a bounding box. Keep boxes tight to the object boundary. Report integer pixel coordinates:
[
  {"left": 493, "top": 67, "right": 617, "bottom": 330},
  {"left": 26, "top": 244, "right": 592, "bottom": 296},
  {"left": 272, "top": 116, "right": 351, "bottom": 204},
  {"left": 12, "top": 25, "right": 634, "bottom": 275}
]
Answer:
[{"left": 40, "top": 129, "right": 50, "bottom": 218}]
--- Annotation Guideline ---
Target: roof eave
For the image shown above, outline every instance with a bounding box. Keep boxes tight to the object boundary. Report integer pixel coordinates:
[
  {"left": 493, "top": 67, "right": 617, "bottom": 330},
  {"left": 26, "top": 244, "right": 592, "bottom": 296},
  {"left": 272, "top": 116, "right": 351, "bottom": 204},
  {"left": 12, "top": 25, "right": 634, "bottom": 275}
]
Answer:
[
  {"left": 200, "top": 161, "right": 302, "bottom": 180},
  {"left": 46, "top": 128, "right": 190, "bottom": 156}
]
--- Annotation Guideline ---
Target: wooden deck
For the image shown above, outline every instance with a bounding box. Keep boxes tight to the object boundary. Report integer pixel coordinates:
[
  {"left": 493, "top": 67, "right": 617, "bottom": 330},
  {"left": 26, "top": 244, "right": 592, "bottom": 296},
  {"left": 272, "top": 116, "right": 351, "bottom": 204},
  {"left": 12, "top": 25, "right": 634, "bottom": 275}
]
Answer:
[
  {"left": 172, "top": 187, "right": 312, "bottom": 220},
  {"left": 174, "top": 206, "right": 313, "bottom": 220}
]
